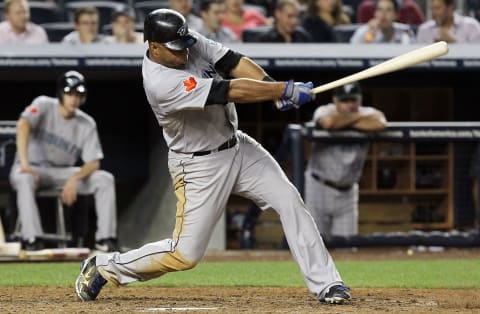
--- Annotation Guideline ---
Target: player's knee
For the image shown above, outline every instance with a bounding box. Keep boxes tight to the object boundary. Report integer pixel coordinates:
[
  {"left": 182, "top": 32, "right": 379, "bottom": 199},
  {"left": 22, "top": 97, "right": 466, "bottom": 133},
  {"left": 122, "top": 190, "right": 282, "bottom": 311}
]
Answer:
[
  {"left": 11, "top": 172, "right": 36, "bottom": 189},
  {"left": 91, "top": 170, "right": 115, "bottom": 187},
  {"left": 164, "top": 250, "right": 198, "bottom": 272},
  {"left": 176, "top": 258, "right": 198, "bottom": 271}
]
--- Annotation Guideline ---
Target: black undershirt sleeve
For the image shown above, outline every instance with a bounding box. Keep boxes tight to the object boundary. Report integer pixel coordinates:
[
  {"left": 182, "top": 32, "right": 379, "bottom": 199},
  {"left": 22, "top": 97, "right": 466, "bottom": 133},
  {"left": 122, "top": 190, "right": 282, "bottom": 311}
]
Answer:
[
  {"left": 214, "top": 50, "right": 244, "bottom": 77},
  {"left": 205, "top": 79, "right": 230, "bottom": 106}
]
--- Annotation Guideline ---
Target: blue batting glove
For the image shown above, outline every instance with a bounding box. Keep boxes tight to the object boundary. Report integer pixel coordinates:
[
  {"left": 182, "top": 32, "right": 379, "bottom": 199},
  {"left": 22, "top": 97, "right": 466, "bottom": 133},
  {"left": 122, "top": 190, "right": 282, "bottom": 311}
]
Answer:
[{"left": 282, "top": 80, "right": 315, "bottom": 108}]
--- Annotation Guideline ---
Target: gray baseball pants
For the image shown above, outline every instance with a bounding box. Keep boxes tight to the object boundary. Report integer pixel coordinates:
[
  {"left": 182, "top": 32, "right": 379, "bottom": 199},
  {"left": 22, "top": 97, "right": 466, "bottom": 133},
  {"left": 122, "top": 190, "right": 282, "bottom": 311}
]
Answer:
[
  {"left": 304, "top": 173, "right": 359, "bottom": 238},
  {"left": 95, "top": 131, "right": 343, "bottom": 299},
  {"left": 9, "top": 164, "right": 117, "bottom": 241}
]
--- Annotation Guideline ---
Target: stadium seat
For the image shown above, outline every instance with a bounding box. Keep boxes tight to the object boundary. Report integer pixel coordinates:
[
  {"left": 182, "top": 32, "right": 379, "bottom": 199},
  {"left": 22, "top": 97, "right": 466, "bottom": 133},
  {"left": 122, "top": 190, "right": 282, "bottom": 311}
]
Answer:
[
  {"left": 134, "top": 0, "right": 170, "bottom": 23},
  {"left": 40, "top": 22, "right": 76, "bottom": 42},
  {"left": 469, "top": 0, "right": 480, "bottom": 22},
  {"left": 342, "top": 0, "right": 363, "bottom": 23},
  {"left": 242, "top": 26, "right": 270, "bottom": 42},
  {"left": 65, "top": 1, "right": 129, "bottom": 29},
  {"left": 333, "top": 23, "right": 362, "bottom": 42},
  {"left": 62, "top": 0, "right": 129, "bottom": 3},
  {"left": 102, "top": 22, "right": 144, "bottom": 35},
  {"left": 29, "top": 1, "right": 62, "bottom": 24}
]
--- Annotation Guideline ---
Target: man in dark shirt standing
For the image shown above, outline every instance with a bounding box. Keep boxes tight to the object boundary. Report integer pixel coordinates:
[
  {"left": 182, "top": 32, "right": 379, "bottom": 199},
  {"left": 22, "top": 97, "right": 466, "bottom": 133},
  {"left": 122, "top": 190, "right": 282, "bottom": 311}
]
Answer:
[{"left": 256, "top": 0, "right": 311, "bottom": 42}]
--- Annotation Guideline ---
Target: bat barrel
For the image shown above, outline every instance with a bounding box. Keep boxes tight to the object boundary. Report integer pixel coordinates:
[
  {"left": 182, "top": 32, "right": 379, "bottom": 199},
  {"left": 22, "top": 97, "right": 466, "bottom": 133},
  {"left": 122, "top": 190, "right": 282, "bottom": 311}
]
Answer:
[{"left": 312, "top": 41, "right": 449, "bottom": 95}]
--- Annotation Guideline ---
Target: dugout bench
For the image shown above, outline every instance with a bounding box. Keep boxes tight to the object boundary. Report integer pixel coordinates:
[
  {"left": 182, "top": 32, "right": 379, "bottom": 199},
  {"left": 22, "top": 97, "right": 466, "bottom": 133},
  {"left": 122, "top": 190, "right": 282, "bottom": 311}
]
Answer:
[{"left": 0, "top": 120, "right": 91, "bottom": 248}]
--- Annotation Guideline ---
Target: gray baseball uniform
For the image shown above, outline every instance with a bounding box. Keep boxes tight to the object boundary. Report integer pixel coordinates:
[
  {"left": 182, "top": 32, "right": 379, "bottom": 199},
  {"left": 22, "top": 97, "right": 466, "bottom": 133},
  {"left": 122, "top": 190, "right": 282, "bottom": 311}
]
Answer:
[
  {"left": 9, "top": 96, "right": 116, "bottom": 241},
  {"left": 95, "top": 32, "right": 344, "bottom": 300},
  {"left": 305, "top": 103, "right": 375, "bottom": 238}
]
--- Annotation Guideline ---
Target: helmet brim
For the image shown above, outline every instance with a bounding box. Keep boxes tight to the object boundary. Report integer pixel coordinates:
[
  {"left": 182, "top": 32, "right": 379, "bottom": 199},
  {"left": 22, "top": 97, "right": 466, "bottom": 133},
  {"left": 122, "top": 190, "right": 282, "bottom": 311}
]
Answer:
[{"left": 163, "top": 34, "right": 197, "bottom": 51}]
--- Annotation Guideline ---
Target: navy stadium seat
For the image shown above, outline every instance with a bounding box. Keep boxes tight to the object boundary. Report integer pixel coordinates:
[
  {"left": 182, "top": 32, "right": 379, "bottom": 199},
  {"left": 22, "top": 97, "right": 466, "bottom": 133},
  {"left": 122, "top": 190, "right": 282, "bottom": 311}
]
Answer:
[
  {"left": 332, "top": 23, "right": 362, "bottom": 43},
  {"left": 29, "top": 1, "right": 61, "bottom": 24},
  {"left": 134, "top": 0, "right": 170, "bottom": 23},
  {"left": 242, "top": 26, "right": 270, "bottom": 42},
  {"left": 102, "top": 22, "right": 144, "bottom": 35},
  {"left": 40, "top": 22, "right": 76, "bottom": 42}
]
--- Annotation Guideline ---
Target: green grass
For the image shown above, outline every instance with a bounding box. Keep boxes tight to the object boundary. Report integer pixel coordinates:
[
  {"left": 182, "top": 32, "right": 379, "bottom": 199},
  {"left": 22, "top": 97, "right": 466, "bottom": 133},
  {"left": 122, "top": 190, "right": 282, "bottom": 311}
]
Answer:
[{"left": 0, "top": 260, "right": 479, "bottom": 288}]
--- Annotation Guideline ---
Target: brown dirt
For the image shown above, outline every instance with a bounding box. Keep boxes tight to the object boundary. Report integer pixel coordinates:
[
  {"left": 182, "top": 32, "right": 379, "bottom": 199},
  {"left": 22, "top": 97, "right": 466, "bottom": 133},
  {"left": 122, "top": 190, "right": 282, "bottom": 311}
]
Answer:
[{"left": 1, "top": 248, "right": 480, "bottom": 313}]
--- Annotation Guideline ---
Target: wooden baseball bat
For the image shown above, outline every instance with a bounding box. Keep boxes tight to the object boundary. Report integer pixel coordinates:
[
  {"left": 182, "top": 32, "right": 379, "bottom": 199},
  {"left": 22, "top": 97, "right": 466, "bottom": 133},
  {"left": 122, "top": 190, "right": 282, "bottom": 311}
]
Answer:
[{"left": 312, "top": 41, "right": 448, "bottom": 95}]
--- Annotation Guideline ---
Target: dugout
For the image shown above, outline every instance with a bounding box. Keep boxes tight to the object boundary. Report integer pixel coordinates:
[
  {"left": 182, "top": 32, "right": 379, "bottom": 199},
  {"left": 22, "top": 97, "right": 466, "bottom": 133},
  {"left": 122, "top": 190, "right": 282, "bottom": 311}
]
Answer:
[{"left": 0, "top": 43, "right": 480, "bottom": 249}]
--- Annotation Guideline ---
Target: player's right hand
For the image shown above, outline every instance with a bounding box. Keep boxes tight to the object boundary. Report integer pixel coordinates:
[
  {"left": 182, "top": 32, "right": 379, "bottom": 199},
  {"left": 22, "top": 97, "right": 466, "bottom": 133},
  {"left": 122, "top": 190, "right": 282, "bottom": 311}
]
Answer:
[{"left": 281, "top": 80, "right": 315, "bottom": 108}]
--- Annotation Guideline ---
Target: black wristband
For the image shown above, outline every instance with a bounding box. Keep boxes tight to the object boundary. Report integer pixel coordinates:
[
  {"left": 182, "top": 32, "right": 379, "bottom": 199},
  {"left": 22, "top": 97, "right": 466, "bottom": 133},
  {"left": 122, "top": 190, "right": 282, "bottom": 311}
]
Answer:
[{"left": 262, "top": 75, "right": 275, "bottom": 82}]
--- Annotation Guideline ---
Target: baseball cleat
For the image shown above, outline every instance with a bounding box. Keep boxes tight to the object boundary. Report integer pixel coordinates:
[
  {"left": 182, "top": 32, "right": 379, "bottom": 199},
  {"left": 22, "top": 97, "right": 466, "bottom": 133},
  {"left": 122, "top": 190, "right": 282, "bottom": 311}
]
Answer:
[
  {"left": 319, "top": 285, "right": 351, "bottom": 304},
  {"left": 75, "top": 256, "right": 107, "bottom": 301}
]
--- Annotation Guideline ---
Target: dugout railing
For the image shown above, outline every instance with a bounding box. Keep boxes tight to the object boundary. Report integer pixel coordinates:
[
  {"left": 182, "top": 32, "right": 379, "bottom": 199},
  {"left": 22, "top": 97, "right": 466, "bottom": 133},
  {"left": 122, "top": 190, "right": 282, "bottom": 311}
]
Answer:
[{"left": 286, "top": 122, "right": 480, "bottom": 247}]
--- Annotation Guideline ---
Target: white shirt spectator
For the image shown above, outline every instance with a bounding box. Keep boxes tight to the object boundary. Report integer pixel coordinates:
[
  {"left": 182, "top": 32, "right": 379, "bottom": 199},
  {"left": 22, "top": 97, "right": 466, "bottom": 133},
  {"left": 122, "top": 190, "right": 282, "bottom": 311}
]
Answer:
[
  {"left": 350, "top": 22, "right": 413, "bottom": 43},
  {"left": 0, "top": 21, "right": 48, "bottom": 44},
  {"left": 416, "top": 12, "right": 480, "bottom": 43},
  {"left": 62, "top": 31, "right": 105, "bottom": 44}
]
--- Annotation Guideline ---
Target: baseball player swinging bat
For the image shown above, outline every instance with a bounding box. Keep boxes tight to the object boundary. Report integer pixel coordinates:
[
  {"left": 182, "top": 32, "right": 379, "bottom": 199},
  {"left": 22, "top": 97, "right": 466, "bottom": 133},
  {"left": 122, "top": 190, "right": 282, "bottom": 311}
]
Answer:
[{"left": 312, "top": 41, "right": 449, "bottom": 95}]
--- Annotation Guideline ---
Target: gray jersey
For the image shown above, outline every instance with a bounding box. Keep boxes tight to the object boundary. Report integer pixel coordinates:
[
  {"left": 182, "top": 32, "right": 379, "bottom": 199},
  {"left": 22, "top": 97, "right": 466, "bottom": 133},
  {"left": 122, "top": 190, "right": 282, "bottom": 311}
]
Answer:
[
  {"left": 306, "top": 103, "right": 374, "bottom": 186},
  {"left": 142, "top": 31, "right": 237, "bottom": 153},
  {"left": 18, "top": 95, "right": 103, "bottom": 166}
]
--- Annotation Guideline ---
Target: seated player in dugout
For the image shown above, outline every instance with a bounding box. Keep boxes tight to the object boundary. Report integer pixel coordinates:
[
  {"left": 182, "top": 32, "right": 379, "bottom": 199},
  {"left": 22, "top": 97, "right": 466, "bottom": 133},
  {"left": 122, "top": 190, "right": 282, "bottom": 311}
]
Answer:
[
  {"left": 304, "top": 82, "right": 387, "bottom": 240},
  {"left": 9, "top": 71, "right": 119, "bottom": 252},
  {"left": 75, "top": 9, "right": 352, "bottom": 305}
]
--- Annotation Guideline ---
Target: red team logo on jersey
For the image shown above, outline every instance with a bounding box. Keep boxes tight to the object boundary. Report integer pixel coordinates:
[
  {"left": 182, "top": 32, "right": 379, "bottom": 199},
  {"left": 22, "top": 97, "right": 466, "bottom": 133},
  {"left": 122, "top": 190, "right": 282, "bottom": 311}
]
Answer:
[
  {"left": 183, "top": 76, "right": 197, "bottom": 92},
  {"left": 28, "top": 106, "right": 38, "bottom": 114}
]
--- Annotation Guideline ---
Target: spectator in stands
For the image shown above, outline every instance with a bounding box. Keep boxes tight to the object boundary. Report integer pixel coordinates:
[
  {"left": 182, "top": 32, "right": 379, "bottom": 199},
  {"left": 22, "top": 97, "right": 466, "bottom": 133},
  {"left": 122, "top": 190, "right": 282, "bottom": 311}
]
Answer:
[
  {"left": 303, "top": 0, "right": 349, "bottom": 42},
  {"left": 169, "top": 0, "right": 204, "bottom": 31},
  {"left": 350, "top": 0, "right": 414, "bottom": 43},
  {"left": 198, "top": 0, "right": 238, "bottom": 42},
  {"left": 62, "top": 7, "right": 105, "bottom": 44},
  {"left": 222, "top": 0, "right": 268, "bottom": 40},
  {"left": 304, "top": 82, "right": 386, "bottom": 240},
  {"left": 357, "top": 0, "right": 425, "bottom": 25},
  {"left": 103, "top": 8, "right": 143, "bottom": 44},
  {"left": 255, "top": 0, "right": 312, "bottom": 42},
  {"left": 9, "top": 70, "right": 119, "bottom": 252},
  {"left": 0, "top": 0, "right": 48, "bottom": 44},
  {"left": 416, "top": 0, "right": 480, "bottom": 43}
]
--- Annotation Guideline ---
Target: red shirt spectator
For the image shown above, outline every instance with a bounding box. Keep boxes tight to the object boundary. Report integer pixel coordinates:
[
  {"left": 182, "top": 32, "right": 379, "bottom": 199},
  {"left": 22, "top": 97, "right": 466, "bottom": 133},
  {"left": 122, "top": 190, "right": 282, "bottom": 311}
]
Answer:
[{"left": 222, "top": 0, "right": 267, "bottom": 40}]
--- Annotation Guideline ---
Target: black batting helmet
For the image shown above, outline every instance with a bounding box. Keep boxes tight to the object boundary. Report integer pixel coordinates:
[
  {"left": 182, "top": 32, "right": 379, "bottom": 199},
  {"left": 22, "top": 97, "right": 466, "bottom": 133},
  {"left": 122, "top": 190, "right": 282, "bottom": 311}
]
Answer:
[
  {"left": 57, "top": 70, "right": 87, "bottom": 104},
  {"left": 144, "top": 9, "right": 197, "bottom": 50}
]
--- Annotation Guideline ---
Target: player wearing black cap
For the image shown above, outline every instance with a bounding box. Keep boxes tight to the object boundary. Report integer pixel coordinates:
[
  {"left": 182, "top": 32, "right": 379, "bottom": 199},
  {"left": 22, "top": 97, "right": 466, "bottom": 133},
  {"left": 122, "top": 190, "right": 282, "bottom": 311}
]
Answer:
[
  {"left": 305, "top": 82, "right": 387, "bottom": 240},
  {"left": 10, "top": 70, "right": 118, "bottom": 253}
]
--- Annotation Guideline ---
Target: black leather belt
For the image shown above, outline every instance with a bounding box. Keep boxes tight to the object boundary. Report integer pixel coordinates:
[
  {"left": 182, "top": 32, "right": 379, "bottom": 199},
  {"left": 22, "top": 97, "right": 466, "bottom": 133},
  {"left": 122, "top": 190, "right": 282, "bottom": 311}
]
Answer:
[
  {"left": 311, "top": 173, "right": 353, "bottom": 191},
  {"left": 193, "top": 136, "right": 238, "bottom": 157}
]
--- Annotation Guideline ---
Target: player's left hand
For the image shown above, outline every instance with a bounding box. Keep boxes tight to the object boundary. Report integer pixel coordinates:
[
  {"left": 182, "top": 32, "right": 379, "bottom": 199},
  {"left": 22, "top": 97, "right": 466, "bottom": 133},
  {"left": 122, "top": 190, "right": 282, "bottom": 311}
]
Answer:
[
  {"left": 281, "top": 80, "right": 315, "bottom": 108},
  {"left": 62, "top": 177, "right": 78, "bottom": 206}
]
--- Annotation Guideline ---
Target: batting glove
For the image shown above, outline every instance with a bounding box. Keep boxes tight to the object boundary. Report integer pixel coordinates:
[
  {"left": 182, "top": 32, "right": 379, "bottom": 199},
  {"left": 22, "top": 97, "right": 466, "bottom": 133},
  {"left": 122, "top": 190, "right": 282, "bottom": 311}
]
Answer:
[
  {"left": 281, "top": 80, "right": 315, "bottom": 108},
  {"left": 275, "top": 98, "right": 295, "bottom": 111}
]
